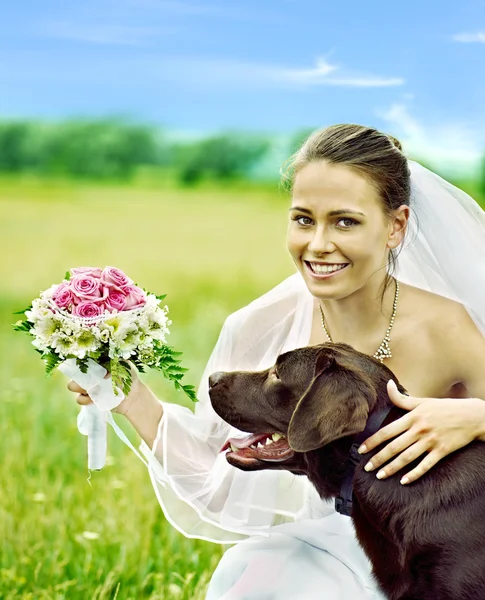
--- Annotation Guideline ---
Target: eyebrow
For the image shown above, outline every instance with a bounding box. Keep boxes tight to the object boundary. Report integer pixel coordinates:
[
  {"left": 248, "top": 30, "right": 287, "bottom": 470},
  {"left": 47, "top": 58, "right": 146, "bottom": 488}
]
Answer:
[{"left": 289, "top": 206, "right": 366, "bottom": 217}]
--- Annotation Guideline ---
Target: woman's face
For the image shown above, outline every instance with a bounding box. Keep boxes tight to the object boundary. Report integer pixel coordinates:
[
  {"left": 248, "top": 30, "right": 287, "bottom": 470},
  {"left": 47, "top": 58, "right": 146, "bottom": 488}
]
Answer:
[{"left": 286, "top": 160, "right": 404, "bottom": 300}]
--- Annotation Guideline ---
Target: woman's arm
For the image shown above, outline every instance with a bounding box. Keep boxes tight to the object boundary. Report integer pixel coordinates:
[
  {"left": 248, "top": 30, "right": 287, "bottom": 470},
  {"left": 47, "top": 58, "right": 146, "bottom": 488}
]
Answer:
[
  {"left": 121, "top": 380, "right": 164, "bottom": 448},
  {"left": 360, "top": 304, "right": 485, "bottom": 483}
]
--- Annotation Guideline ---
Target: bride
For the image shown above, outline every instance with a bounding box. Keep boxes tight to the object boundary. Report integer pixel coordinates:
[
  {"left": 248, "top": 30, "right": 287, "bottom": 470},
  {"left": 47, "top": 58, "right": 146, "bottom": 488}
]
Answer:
[{"left": 68, "top": 124, "right": 485, "bottom": 599}]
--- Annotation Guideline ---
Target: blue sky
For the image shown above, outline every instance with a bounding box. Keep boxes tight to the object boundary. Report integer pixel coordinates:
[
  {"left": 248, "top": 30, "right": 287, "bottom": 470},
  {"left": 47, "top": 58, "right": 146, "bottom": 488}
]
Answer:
[{"left": 1, "top": 0, "right": 485, "bottom": 174}]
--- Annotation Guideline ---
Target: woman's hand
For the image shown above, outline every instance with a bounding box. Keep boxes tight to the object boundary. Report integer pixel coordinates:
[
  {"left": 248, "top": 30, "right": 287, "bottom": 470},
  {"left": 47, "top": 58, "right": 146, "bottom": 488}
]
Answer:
[
  {"left": 67, "top": 361, "right": 141, "bottom": 416},
  {"left": 358, "top": 379, "right": 485, "bottom": 484}
]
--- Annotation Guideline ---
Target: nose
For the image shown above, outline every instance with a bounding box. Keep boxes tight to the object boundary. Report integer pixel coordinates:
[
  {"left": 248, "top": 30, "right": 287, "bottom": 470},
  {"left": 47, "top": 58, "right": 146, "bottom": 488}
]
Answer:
[
  {"left": 308, "top": 227, "right": 336, "bottom": 254},
  {"left": 209, "top": 371, "right": 225, "bottom": 388}
]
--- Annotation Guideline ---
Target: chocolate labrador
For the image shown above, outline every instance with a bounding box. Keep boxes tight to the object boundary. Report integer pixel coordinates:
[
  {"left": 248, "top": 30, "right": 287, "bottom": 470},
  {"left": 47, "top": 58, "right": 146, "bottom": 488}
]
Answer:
[{"left": 208, "top": 342, "right": 485, "bottom": 600}]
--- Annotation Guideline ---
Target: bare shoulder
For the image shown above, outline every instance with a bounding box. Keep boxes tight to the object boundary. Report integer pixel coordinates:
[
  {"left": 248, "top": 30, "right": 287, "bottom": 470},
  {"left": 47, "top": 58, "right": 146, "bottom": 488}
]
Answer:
[
  {"left": 399, "top": 282, "right": 479, "bottom": 340},
  {"left": 398, "top": 281, "right": 485, "bottom": 388}
]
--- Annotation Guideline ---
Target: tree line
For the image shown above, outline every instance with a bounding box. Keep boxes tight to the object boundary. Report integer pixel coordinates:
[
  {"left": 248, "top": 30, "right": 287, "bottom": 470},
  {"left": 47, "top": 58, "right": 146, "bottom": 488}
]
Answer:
[
  {"left": 0, "top": 118, "right": 280, "bottom": 184},
  {"left": 0, "top": 119, "right": 484, "bottom": 194}
]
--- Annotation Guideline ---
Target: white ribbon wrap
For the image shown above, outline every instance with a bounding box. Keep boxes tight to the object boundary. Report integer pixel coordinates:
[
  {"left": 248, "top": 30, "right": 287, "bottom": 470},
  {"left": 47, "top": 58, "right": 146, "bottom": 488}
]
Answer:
[{"left": 58, "top": 358, "right": 148, "bottom": 470}]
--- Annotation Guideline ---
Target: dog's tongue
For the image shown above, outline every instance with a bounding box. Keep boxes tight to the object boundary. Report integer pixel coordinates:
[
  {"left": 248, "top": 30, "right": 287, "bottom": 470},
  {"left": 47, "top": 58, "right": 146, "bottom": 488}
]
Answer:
[{"left": 220, "top": 432, "right": 270, "bottom": 452}]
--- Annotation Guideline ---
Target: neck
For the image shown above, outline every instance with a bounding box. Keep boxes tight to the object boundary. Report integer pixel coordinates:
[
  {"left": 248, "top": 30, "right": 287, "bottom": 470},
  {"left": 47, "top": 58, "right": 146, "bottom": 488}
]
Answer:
[
  {"left": 318, "top": 274, "right": 397, "bottom": 345},
  {"left": 304, "top": 404, "right": 407, "bottom": 503}
]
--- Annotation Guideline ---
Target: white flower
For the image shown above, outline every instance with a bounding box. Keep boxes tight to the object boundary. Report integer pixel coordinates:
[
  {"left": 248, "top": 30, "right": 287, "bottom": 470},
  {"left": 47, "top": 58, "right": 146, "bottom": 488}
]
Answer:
[
  {"left": 74, "top": 328, "right": 101, "bottom": 356},
  {"left": 35, "top": 315, "right": 64, "bottom": 340},
  {"left": 50, "top": 334, "right": 74, "bottom": 357}
]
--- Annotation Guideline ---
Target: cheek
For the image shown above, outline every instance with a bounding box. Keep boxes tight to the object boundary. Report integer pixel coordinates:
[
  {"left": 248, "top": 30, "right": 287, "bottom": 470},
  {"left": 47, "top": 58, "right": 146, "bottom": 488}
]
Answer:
[
  {"left": 286, "top": 225, "right": 307, "bottom": 255},
  {"left": 344, "top": 228, "right": 388, "bottom": 261}
]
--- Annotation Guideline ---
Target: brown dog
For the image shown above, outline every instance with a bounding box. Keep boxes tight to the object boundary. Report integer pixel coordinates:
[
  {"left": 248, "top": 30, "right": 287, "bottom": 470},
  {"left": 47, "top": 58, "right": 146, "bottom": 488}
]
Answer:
[{"left": 208, "top": 343, "right": 485, "bottom": 600}]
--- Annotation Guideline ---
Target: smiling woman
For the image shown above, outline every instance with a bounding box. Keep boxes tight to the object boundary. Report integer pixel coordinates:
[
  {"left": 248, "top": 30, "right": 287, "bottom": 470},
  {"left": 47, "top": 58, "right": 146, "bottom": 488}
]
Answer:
[{"left": 66, "top": 123, "right": 485, "bottom": 600}]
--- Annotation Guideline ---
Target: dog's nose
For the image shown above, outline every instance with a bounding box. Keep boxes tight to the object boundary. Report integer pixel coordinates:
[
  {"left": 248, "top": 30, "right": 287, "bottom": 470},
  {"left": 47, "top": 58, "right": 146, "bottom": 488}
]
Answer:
[{"left": 209, "top": 371, "right": 225, "bottom": 388}]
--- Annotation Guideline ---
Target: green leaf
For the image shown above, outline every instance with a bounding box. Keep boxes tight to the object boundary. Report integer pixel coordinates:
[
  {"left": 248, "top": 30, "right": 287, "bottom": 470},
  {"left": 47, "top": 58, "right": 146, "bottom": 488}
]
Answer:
[
  {"left": 41, "top": 352, "right": 64, "bottom": 376},
  {"left": 12, "top": 320, "right": 33, "bottom": 332},
  {"left": 110, "top": 359, "right": 132, "bottom": 397},
  {"left": 76, "top": 358, "right": 89, "bottom": 374},
  {"left": 12, "top": 305, "right": 32, "bottom": 315},
  {"left": 64, "top": 270, "right": 71, "bottom": 281}
]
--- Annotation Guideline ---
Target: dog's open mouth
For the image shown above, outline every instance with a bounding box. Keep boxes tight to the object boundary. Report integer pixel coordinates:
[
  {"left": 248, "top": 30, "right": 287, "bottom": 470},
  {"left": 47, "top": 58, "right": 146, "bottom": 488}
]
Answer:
[{"left": 220, "top": 432, "right": 295, "bottom": 467}]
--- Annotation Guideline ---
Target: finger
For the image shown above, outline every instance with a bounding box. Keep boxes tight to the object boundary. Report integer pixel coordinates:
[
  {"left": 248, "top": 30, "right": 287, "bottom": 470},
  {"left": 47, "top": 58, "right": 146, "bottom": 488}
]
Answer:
[
  {"left": 399, "top": 449, "right": 444, "bottom": 485},
  {"left": 68, "top": 380, "right": 87, "bottom": 394},
  {"left": 76, "top": 393, "right": 93, "bottom": 406},
  {"left": 373, "top": 439, "right": 431, "bottom": 479},
  {"left": 387, "top": 380, "right": 424, "bottom": 410},
  {"left": 358, "top": 413, "right": 413, "bottom": 454},
  {"left": 363, "top": 430, "right": 420, "bottom": 472}
]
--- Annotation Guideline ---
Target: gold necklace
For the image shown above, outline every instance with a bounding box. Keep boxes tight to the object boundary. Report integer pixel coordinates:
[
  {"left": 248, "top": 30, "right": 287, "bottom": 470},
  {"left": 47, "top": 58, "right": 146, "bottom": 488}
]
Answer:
[{"left": 318, "top": 278, "right": 399, "bottom": 363}]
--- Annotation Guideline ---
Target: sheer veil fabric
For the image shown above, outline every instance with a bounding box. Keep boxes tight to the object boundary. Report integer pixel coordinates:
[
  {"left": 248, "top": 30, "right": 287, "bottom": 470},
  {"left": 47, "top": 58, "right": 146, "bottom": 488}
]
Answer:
[{"left": 134, "top": 159, "right": 485, "bottom": 597}]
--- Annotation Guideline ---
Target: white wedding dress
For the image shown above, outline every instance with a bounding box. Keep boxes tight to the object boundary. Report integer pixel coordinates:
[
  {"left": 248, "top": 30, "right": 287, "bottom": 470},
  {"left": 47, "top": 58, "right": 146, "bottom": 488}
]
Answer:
[{"left": 138, "top": 273, "right": 386, "bottom": 599}]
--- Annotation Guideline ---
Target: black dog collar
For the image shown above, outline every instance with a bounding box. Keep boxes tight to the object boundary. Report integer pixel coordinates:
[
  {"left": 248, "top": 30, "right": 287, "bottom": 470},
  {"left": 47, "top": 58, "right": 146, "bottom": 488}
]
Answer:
[{"left": 335, "top": 406, "right": 394, "bottom": 517}]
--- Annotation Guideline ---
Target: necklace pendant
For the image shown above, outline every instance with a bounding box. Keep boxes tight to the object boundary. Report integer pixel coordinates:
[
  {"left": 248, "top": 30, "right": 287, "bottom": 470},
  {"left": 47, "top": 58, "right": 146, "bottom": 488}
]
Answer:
[{"left": 374, "top": 339, "right": 392, "bottom": 362}]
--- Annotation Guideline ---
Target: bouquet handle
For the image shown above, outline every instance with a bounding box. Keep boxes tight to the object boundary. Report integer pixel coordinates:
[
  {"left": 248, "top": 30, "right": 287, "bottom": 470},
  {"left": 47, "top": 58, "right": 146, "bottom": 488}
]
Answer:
[
  {"left": 58, "top": 358, "right": 148, "bottom": 470},
  {"left": 77, "top": 403, "right": 108, "bottom": 470}
]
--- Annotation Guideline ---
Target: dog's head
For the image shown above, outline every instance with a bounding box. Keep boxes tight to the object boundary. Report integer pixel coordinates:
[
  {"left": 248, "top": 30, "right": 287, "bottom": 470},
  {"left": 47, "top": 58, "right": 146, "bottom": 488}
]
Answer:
[{"left": 209, "top": 343, "right": 404, "bottom": 487}]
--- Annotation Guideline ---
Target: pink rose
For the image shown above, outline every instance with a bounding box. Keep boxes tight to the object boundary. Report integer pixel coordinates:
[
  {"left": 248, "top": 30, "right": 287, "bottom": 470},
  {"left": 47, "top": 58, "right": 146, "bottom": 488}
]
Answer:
[
  {"left": 70, "top": 267, "right": 103, "bottom": 278},
  {"left": 52, "top": 283, "right": 74, "bottom": 310},
  {"left": 123, "top": 285, "right": 147, "bottom": 310},
  {"left": 72, "top": 302, "right": 103, "bottom": 320},
  {"left": 105, "top": 290, "right": 127, "bottom": 312},
  {"left": 71, "top": 275, "right": 108, "bottom": 304},
  {"left": 101, "top": 266, "right": 133, "bottom": 293}
]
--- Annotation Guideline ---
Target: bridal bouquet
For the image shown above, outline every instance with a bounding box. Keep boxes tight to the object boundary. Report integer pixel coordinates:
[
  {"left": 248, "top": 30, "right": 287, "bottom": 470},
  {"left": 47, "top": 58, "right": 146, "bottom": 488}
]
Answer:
[{"left": 13, "top": 266, "right": 196, "bottom": 470}]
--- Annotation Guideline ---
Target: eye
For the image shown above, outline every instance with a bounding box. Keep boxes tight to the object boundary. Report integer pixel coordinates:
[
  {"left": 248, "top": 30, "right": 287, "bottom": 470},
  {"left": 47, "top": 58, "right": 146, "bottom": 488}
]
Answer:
[
  {"left": 292, "top": 215, "right": 313, "bottom": 227},
  {"left": 336, "top": 217, "right": 359, "bottom": 229}
]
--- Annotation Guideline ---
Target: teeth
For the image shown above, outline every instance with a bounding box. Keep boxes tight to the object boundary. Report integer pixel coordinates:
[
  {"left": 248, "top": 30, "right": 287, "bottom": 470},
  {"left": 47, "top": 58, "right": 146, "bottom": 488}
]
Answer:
[
  {"left": 257, "top": 442, "right": 264, "bottom": 448},
  {"left": 310, "top": 263, "right": 347, "bottom": 274},
  {"left": 265, "top": 438, "right": 273, "bottom": 445},
  {"left": 272, "top": 433, "right": 283, "bottom": 442},
  {"left": 230, "top": 444, "right": 238, "bottom": 452}
]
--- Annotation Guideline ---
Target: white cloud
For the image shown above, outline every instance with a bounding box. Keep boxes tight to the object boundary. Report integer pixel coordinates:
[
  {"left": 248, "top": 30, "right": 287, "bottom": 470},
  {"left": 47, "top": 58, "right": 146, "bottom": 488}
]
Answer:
[
  {"left": 376, "top": 102, "right": 484, "bottom": 177},
  {"left": 163, "top": 56, "right": 404, "bottom": 89},
  {"left": 452, "top": 31, "right": 485, "bottom": 43}
]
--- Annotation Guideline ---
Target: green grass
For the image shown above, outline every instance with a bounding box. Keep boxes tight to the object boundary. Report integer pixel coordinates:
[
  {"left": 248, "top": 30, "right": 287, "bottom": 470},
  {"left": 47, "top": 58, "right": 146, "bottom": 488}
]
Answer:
[
  {"left": 0, "top": 178, "right": 295, "bottom": 599},
  {"left": 3, "top": 175, "right": 484, "bottom": 599}
]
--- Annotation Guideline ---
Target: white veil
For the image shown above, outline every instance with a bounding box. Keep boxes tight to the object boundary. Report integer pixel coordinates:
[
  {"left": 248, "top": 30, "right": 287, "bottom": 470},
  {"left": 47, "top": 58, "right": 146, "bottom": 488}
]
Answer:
[
  {"left": 396, "top": 160, "right": 485, "bottom": 334},
  {"left": 138, "top": 158, "right": 485, "bottom": 544}
]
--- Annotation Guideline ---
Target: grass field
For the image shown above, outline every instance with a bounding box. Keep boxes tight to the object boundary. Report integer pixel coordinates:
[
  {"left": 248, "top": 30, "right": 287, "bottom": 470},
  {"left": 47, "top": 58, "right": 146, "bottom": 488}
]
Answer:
[
  {"left": 2, "top": 174, "right": 484, "bottom": 599},
  {"left": 1, "top": 177, "right": 295, "bottom": 599}
]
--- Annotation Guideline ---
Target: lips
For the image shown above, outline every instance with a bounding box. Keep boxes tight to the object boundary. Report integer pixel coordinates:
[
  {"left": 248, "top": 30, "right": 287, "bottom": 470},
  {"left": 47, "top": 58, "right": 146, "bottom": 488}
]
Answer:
[{"left": 304, "top": 261, "right": 350, "bottom": 278}]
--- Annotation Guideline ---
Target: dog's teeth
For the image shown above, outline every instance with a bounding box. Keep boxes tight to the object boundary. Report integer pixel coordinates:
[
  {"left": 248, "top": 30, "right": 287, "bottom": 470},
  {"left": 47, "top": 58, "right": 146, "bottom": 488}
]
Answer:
[
  {"left": 257, "top": 442, "right": 264, "bottom": 448},
  {"left": 265, "top": 438, "right": 273, "bottom": 445},
  {"left": 230, "top": 444, "right": 238, "bottom": 452},
  {"left": 272, "top": 433, "right": 283, "bottom": 442}
]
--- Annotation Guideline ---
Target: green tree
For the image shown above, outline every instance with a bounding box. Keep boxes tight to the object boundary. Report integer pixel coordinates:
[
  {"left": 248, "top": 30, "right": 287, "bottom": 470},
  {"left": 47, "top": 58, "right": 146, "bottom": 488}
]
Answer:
[{"left": 174, "top": 134, "right": 270, "bottom": 185}]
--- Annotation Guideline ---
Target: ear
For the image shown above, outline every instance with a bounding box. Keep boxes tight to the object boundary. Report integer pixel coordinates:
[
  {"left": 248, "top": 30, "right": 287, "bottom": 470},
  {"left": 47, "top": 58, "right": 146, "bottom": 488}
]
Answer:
[
  {"left": 287, "top": 352, "right": 377, "bottom": 452},
  {"left": 386, "top": 204, "right": 410, "bottom": 249}
]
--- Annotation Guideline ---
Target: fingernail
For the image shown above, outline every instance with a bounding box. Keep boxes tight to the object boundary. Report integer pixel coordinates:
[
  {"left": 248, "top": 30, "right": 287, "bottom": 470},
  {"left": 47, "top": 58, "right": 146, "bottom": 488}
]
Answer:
[
  {"left": 400, "top": 476, "right": 409, "bottom": 485},
  {"left": 376, "top": 470, "right": 386, "bottom": 479},
  {"left": 358, "top": 445, "right": 367, "bottom": 454},
  {"left": 364, "top": 462, "right": 374, "bottom": 472}
]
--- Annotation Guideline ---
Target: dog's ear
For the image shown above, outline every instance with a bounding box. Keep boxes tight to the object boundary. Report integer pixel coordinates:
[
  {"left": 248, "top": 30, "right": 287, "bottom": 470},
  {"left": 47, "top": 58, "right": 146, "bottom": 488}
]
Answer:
[{"left": 287, "top": 351, "right": 377, "bottom": 452}]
